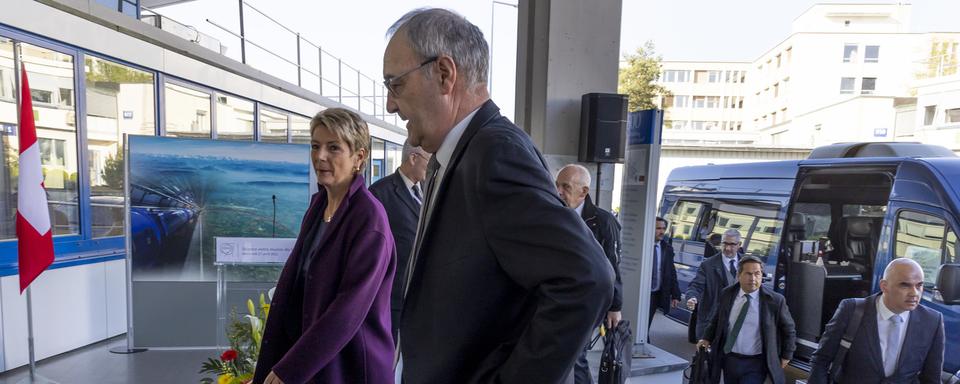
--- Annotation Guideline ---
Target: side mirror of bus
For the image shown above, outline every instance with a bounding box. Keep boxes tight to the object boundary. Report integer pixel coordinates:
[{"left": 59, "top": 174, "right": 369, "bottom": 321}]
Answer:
[{"left": 936, "top": 264, "right": 960, "bottom": 305}]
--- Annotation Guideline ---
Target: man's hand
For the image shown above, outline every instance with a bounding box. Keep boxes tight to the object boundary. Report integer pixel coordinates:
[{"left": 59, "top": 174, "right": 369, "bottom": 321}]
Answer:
[
  {"left": 265, "top": 371, "right": 284, "bottom": 384},
  {"left": 686, "top": 297, "right": 698, "bottom": 311},
  {"left": 606, "top": 311, "right": 622, "bottom": 329},
  {"left": 671, "top": 299, "right": 679, "bottom": 309},
  {"left": 781, "top": 359, "right": 790, "bottom": 368},
  {"left": 696, "top": 339, "right": 711, "bottom": 350}
]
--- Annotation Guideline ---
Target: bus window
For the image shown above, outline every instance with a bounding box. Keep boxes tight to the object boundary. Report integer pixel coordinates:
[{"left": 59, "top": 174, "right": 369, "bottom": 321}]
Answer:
[
  {"left": 894, "top": 211, "right": 948, "bottom": 286},
  {"left": 746, "top": 217, "right": 783, "bottom": 260},
  {"left": 843, "top": 204, "right": 886, "bottom": 217},
  {"left": 791, "top": 203, "right": 831, "bottom": 240},
  {"left": 666, "top": 201, "right": 705, "bottom": 240},
  {"left": 947, "top": 230, "right": 957, "bottom": 263}
]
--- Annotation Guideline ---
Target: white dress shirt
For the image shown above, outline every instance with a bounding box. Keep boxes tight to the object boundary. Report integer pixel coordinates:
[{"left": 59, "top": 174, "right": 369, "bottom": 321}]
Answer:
[
  {"left": 728, "top": 288, "right": 762, "bottom": 356},
  {"left": 877, "top": 295, "right": 910, "bottom": 368},
  {"left": 397, "top": 168, "right": 421, "bottom": 203},
  {"left": 573, "top": 200, "right": 585, "bottom": 217},
  {"left": 722, "top": 254, "right": 738, "bottom": 284},
  {"left": 426, "top": 107, "right": 480, "bottom": 211}
]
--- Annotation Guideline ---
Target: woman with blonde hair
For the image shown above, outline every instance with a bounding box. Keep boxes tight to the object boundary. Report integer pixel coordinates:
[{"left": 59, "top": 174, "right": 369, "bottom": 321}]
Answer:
[{"left": 254, "top": 108, "right": 396, "bottom": 384}]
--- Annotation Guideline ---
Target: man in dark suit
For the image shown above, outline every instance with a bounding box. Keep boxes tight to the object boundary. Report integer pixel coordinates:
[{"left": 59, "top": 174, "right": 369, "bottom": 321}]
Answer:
[
  {"left": 650, "top": 217, "right": 681, "bottom": 328},
  {"left": 555, "top": 164, "right": 622, "bottom": 384},
  {"left": 686, "top": 228, "right": 742, "bottom": 341},
  {"left": 368, "top": 140, "right": 430, "bottom": 342},
  {"left": 697, "top": 256, "right": 796, "bottom": 384},
  {"left": 808, "top": 258, "right": 945, "bottom": 384},
  {"left": 384, "top": 8, "right": 614, "bottom": 384}
]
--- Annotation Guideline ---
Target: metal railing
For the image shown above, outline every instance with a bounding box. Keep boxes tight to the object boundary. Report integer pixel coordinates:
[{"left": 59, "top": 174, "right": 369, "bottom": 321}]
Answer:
[{"left": 142, "top": 3, "right": 397, "bottom": 126}]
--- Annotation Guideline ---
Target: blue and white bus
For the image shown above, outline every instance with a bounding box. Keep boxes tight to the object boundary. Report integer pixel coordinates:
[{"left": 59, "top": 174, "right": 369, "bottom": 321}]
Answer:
[{"left": 659, "top": 142, "right": 960, "bottom": 380}]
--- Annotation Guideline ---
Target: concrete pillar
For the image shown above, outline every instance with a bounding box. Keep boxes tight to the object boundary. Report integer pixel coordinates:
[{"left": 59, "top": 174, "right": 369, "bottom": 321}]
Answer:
[{"left": 514, "top": 0, "right": 623, "bottom": 210}]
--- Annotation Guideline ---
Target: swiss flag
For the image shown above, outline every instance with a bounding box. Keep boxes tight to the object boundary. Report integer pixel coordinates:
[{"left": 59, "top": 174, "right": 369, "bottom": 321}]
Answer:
[{"left": 17, "top": 63, "right": 55, "bottom": 293}]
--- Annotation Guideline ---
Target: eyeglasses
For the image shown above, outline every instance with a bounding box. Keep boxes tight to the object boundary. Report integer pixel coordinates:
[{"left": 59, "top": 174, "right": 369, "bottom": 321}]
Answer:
[
  {"left": 383, "top": 57, "right": 438, "bottom": 97},
  {"left": 722, "top": 241, "right": 739, "bottom": 246}
]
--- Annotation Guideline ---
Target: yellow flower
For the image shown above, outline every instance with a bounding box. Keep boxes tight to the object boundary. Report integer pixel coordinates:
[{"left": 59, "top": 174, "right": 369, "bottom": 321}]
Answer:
[
  {"left": 247, "top": 299, "right": 256, "bottom": 317},
  {"left": 217, "top": 374, "right": 235, "bottom": 384}
]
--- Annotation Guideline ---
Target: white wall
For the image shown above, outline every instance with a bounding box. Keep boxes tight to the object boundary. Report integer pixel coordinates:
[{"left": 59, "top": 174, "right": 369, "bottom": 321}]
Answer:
[{"left": 1, "top": 259, "right": 126, "bottom": 371}]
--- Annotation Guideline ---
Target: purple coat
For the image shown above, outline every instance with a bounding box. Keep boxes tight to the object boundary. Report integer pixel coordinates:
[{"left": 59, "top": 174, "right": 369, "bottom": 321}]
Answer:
[{"left": 253, "top": 174, "right": 396, "bottom": 384}]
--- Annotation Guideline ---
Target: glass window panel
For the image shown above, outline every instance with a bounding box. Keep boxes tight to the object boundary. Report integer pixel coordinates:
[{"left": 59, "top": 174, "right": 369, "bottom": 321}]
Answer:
[
  {"left": 20, "top": 43, "right": 80, "bottom": 236},
  {"left": 121, "top": 1, "right": 138, "bottom": 17},
  {"left": 665, "top": 200, "right": 704, "bottom": 240},
  {"left": 85, "top": 56, "right": 155, "bottom": 237},
  {"left": 384, "top": 141, "right": 402, "bottom": 176},
  {"left": 290, "top": 114, "right": 312, "bottom": 144},
  {"left": 0, "top": 38, "right": 16, "bottom": 240},
  {"left": 840, "top": 77, "right": 855, "bottom": 94},
  {"left": 214, "top": 94, "right": 253, "bottom": 141},
  {"left": 895, "top": 211, "right": 946, "bottom": 286},
  {"left": 164, "top": 82, "right": 210, "bottom": 138},
  {"left": 258, "top": 107, "right": 288, "bottom": 143},
  {"left": 864, "top": 45, "right": 880, "bottom": 63},
  {"left": 861, "top": 77, "right": 877, "bottom": 95},
  {"left": 843, "top": 43, "right": 858, "bottom": 63},
  {"left": 945, "top": 108, "right": 960, "bottom": 124},
  {"left": 370, "top": 138, "right": 385, "bottom": 183},
  {"left": 946, "top": 229, "right": 957, "bottom": 263}
]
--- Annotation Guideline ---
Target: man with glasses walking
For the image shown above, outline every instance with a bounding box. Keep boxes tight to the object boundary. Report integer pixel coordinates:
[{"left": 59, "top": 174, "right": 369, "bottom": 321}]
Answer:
[
  {"left": 686, "top": 228, "right": 743, "bottom": 341},
  {"left": 383, "top": 8, "right": 614, "bottom": 384}
]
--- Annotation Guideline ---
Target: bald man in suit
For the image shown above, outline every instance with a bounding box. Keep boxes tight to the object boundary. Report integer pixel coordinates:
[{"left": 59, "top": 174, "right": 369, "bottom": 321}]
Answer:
[{"left": 808, "top": 258, "right": 944, "bottom": 383}]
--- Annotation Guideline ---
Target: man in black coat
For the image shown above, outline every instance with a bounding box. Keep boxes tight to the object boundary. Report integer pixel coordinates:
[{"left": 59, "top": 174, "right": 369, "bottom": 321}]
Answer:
[
  {"left": 384, "top": 8, "right": 614, "bottom": 384},
  {"left": 808, "top": 258, "right": 944, "bottom": 384},
  {"left": 555, "top": 164, "right": 622, "bottom": 384},
  {"left": 368, "top": 140, "right": 430, "bottom": 342},
  {"left": 650, "top": 217, "right": 681, "bottom": 328},
  {"left": 686, "top": 228, "right": 742, "bottom": 340},
  {"left": 697, "top": 256, "right": 796, "bottom": 384}
]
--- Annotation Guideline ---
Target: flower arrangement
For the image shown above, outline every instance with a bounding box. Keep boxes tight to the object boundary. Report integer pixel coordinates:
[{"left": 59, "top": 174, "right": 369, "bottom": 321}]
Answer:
[{"left": 200, "top": 290, "right": 272, "bottom": 384}]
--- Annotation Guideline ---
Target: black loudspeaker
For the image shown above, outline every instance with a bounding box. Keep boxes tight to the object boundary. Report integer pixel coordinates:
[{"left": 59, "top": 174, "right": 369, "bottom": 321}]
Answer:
[{"left": 579, "top": 93, "right": 627, "bottom": 163}]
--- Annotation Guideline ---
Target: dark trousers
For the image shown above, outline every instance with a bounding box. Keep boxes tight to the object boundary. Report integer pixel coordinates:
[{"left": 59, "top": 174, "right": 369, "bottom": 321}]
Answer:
[
  {"left": 648, "top": 291, "right": 663, "bottom": 327},
  {"left": 391, "top": 309, "right": 401, "bottom": 346},
  {"left": 573, "top": 344, "right": 592, "bottom": 384},
  {"left": 722, "top": 353, "right": 766, "bottom": 384}
]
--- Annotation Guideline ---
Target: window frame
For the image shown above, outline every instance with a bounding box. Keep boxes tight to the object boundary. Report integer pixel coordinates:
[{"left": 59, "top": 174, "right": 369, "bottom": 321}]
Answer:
[{"left": 892, "top": 209, "right": 956, "bottom": 288}]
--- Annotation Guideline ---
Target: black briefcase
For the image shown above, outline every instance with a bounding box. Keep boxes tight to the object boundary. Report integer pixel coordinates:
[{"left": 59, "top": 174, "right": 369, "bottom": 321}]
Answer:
[
  {"left": 598, "top": 320, "right": 632, "bottom": 384},
  {"left": 683, "top": 345, "right": 711, "bottom": 384}
]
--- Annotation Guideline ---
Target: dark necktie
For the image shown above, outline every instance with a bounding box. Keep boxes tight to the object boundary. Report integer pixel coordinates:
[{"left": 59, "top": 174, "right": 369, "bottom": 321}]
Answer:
[
  {"left": 723, "top": 294, "right": 751, "bottom": 354},
  {"left": 412, "top": 184, "right": 423, "bottom": 204},
  {"left": 729, "top": 258, "right": 737, "bottom": 280},
  {"left": 403, "top": 157, "right": 440, "bottom": 298},
  {"left": 651, "top": 243, "right": 661, "bottom": 291}
]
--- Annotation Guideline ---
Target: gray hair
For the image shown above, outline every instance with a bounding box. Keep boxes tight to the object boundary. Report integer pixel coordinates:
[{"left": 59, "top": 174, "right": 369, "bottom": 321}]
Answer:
[
  {"left": 559, "top": 164, "right": 592, "bottom": 188},
  {"left": 387, "top": 8, "right": 489, "bottom": 87},
  {"left": 723, "top": 228, "right": 742, "bottom": 242},
  {"left": 401, "top": 139, "right": 423, "bottom": 163}
]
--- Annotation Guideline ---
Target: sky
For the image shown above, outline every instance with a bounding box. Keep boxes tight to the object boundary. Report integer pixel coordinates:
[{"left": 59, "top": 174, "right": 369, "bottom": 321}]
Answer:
[{"left": 156, "top": 0, "right": 960, "bottom": 123}]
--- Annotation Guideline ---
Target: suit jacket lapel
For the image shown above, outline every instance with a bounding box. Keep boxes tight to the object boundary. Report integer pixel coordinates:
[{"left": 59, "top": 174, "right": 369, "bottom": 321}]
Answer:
[
  {"left": 896, "top": 308, "right": 921, "bottom": 375},
  {"left": 863, "top": 295, "right": 886, "bottom": 374},
  {"left": 406, "top": 100, "right": 501, "bottom": 293},
  {"left": 391, "top": 172, "right": 420, "bottom": 217},
  {"left": 417, "top": 100, "right": 500, "bottom": 239}
]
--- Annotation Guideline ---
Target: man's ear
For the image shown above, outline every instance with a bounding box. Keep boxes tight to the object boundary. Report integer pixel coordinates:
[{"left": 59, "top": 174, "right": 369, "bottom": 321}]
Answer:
[{"left": 436, "top": 55, "right": 457, "bottom": 95}]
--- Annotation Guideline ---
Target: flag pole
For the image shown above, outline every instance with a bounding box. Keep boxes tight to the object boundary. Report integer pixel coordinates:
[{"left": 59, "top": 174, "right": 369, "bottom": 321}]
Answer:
[{"left": 13, "top": 41, "right": 57, "bottom": 384}]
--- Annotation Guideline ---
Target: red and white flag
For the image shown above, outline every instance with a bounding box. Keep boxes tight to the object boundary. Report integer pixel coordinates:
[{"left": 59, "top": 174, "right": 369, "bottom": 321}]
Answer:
[{"left": 17, "top": 63, "right": 54, "bottom": 293}]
